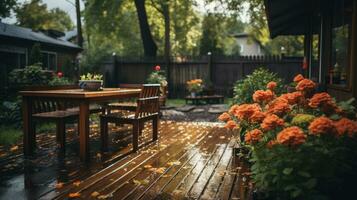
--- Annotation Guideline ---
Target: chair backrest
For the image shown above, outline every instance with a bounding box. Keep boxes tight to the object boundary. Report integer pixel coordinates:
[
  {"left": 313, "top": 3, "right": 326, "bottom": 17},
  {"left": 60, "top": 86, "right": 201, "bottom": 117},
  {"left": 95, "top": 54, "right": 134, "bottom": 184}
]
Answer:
[{"left": 135, "top": 84, "right": 160, "bottom": 118}]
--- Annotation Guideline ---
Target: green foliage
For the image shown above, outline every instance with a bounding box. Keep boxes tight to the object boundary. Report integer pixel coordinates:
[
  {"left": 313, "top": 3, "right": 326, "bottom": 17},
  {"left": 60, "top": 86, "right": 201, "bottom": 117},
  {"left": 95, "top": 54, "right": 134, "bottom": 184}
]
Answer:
[
  {"left": 29, "top": 43, "right": 42, "bottom": 65},
  {"left": 9, "top": 64, "right": 53, "bottom": 87},
  {"left": 0, "top": 126, "right": 22, "bottom": 146},
  {"left": 199, "top": 13, "right": 223, "bottom": 56},
  {"left": 49, "top": 76, "right": 73, "bottom": 86},
  {"left": 80, "top": 73, "right": 103, "bottom": 81},
  {"left": 0, "top": 0, "right": 16, "bottom": 18},
  {"left": 147, "top": 70, "right": 167, "bottom": 85},
  {"left": 233, "top": 68, "right": 283, "bottom": 105},
  {"left": 337, "top": 98, "right": 356, "bottom": 118},
  {"left": 0, "top": 99, "right": 22, "bottom": 128},
  {"left": 15, "top": 0, "right": 74, "bottom": 31}
]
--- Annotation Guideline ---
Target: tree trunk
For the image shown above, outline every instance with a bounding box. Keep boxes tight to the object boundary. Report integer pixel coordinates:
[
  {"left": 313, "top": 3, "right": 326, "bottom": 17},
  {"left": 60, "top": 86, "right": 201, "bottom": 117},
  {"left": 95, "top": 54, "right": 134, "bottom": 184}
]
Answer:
[
  {"left": 75, "top": 0, "right": 83, "bottom": 47},
  {"left": 134, "top": 0, "right": 157, "bottom": 57},
  {"left": 163, "top": 2, "right": 170, "bottom": 63}
]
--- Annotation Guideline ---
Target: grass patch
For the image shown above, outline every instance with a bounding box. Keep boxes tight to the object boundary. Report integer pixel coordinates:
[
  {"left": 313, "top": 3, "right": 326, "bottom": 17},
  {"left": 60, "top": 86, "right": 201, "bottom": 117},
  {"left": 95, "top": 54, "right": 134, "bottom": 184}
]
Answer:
[
  {"left": 36, "top": 123, "right": 56, "bottom": 133},
  {"left": 166, "top": 99, "right": 186, "bottom": 107},
  {"left": 0, "top": 126, "right": 22, "bottom": 146}
]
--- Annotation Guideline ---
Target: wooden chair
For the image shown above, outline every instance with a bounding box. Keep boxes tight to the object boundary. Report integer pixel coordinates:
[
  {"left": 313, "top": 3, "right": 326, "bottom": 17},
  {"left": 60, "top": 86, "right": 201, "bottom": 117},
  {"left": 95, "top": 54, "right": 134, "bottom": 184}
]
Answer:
[
  {"left": 100, "top": 84, "right": 160, "bottom": 152},
  {"left": 106, "top": 84, "right": 143, "bottom": 112}
]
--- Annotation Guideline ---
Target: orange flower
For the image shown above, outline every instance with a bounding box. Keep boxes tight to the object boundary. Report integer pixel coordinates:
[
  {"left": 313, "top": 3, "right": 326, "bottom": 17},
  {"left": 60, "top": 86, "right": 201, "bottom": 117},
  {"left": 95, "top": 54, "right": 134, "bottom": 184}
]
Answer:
[
  {"left": 253, "top": 90, "right": 274, "bottom": 103},
  {"left": 249, "top": 111, "right": 266, "bottom": 123},
  {"left": 277, "top": 126, "right": 306, "bottom": 146},
  {"left": 308, "top": 117, "right": 337, "bottom": 135},
  {"left": 225, "top": 120, "right": 237, "bottom": 130},
  {"left": 266, "top": 98, "right": 291, "bottom": 116},
  {"left": 231, "top": 104, "right": 260, "bottom": 119},
  {"left": 218, "top": 112, "right": 231, "bottom": 122},
  {"left": 309, "top": 92, "right": 340, "bottom": 114},
  {"left": 267, "top": 81, "right": 277, "bottom": 91},
  {"left": 334, "top": 118, "right": 357, "bottom": 137},
  {"left": 279, "top": 92, "right": 304, "bottom": 105},
  {"left": 261, "top": 114, "right": 285, "bottom": 131},
  {"left": 228, "top": 105, "right": 240, "bottom": 115},
  {"left": 296, "top": 79, "right": 316, "bottom": 92},
  {"left": 244, "top": 129, "right": 263, "bottom": 144},
  {"left": 309, "top": 92, "right": 333, "bottom": 108},
  {"left": 293, "top": 74, "right": 304, "bottom": 83}
]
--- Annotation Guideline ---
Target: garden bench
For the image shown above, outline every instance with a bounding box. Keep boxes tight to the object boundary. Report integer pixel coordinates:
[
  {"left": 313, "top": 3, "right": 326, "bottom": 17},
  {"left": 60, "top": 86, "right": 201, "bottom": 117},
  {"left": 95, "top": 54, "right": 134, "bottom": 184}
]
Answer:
[
  {"left": 185, "top": 95, "right": 224, "bottom": 105},
  {"left": 100, "top": 84, "right": 160, "bottom": 152},
  {"left": 26, "top": 86, "right": 101, "bottom": 151}
]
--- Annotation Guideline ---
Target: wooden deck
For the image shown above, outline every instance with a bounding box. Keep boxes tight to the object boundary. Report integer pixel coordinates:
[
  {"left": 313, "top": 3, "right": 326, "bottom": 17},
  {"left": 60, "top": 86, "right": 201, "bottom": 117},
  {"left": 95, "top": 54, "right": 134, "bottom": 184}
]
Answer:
[{"left": 0, "top": 121, "right": 251, "bottom": 200}]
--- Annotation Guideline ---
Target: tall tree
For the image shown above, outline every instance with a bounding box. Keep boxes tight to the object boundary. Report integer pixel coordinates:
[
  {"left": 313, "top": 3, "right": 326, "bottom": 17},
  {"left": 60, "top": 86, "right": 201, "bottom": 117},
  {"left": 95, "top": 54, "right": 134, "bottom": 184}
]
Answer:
[
  {"left": 134, "top": 0, "right": 157, "bottom": 57},
  {"left": 15, "top": 0, "right": 74, "bottom": 32},
  {"left": 0, "top": 0, "right": 16, "bottom": 18}
]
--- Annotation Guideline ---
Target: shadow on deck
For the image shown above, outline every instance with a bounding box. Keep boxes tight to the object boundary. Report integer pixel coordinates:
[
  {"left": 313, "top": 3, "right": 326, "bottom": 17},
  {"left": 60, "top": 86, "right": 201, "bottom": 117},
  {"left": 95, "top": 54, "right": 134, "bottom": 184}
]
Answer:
[{"left": 0, "top": 121, "right": 251, "bottom": 200}]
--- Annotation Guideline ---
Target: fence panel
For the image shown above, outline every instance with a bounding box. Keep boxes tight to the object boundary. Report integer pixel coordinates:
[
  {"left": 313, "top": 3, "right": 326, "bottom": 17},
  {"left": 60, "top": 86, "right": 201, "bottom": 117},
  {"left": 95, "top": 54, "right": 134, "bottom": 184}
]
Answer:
[{"left": 103, "top": 55, "right": 303, "bottom": 98}]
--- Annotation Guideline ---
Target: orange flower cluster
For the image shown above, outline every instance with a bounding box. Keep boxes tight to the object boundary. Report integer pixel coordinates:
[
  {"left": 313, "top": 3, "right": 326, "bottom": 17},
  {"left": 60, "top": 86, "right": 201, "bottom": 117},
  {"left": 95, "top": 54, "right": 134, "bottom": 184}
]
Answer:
[
  {"left": 267, "top": 81, "right": 277, "bottom": 91},
  {"left": 186, "top": 79, "right": 202, "bottom": 85},
  {"left": 308, "top": 117, "right": 337, "bottom": 135},
  {"left": 334, "top": 118, "right": 357, "bottom": 137},
  {"left": 253, "top": 90, "right": 274, "bottom": 103},
  {"left": 277, "top": 126, "right": 306, "bottom": 146},
  {"left": 293, "top": 74, "right": 304, "bottom": 83},
  {"left": 245, "top": 129, "right": 263, "bottom": 144},
  {"left": 266, "top": 140, "right": 278, "bottom": 148},
  {"left": 296, "top": 79, "right": 316, "bottom": 92},
  {"left": 266, "top": 98, "right": 291, "bottom": 116},
  {"left": 279, "top": 92, "right": 304, "bottom": 105},
  {"left": 261, "top": 114, "right": 285, "bottom": 131},
  {"left": 230, "top": 103, "right": 265, "bottom": 123},
  {"left": 309, "top": 92, "right": 341, "bottom": 114},
  {"left": 225, "top": 120, "right": 237, "bottom": 130},
  {"left": 218, "top": 112, "right": 231, "bottom": 122}
]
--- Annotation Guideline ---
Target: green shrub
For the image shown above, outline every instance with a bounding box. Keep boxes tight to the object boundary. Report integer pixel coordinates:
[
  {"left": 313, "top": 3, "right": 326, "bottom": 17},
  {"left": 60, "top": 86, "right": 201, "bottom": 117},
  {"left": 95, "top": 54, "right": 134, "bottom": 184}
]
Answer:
[
  {"left": 232, "top": 68, "right": 283, "bottom": 105},
  {"left": 9, "top": 64, "right": 53, "bottom": 87},
  {"left": 0, "top": 99, "right": 22, "bottom": 128},
  {"left": 0, "top": 126, "right": 22, "bottom": 146},
  {"left": 49, "top": 76, "right": 73, "bottom": 86}
]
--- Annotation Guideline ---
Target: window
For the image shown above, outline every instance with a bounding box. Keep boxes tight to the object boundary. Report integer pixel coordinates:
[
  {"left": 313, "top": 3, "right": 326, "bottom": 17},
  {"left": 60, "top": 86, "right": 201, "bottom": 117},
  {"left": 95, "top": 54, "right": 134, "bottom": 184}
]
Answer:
[
  {"left": 329, "top": 0, "right": 353, "bottom": 88},
  {"left": 41, "top": 51, "right": 57, "bottom": 71}
]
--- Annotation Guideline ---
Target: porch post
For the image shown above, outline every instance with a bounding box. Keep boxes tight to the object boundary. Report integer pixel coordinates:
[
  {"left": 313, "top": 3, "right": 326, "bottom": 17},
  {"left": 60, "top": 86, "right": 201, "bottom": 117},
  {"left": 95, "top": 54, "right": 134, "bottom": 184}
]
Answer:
[
  {"left": 318, "top": 2, "right": 333, "bottom": 84},
  {"left": 352, "top": 0, "right": 357, "bottom": 101}
]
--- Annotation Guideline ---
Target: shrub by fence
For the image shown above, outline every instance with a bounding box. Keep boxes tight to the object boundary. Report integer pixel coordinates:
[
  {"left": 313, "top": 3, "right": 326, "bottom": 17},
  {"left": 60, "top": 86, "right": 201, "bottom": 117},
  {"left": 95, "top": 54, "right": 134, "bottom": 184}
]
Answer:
[{"left": 102, "top": 55, "right": 304, "bottom": 98}]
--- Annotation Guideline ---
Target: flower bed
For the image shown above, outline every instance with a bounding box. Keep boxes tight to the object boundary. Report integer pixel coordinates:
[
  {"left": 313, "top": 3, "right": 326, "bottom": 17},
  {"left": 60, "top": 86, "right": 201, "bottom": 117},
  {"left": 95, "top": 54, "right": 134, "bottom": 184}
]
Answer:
[{"left": 219, "top": 74, "right": 357, "bottom": 199}]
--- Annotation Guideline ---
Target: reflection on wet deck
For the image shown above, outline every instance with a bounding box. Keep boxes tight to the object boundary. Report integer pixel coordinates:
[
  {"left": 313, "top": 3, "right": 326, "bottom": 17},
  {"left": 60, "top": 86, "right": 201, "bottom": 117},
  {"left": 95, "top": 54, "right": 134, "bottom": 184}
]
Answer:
[{"left": 0, "top": 121, "right": 251, "bottom": 200}]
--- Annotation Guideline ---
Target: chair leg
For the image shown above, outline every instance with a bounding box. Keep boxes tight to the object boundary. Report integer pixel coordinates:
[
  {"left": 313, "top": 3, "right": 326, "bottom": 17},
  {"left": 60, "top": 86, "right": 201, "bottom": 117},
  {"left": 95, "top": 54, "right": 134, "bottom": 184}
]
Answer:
[
  {"left": 100, "top": 117, "right": 108, "bottom": 152},
  {"left": 153, "top": 116, "right": 159, "bottom": 141},
  {"left": 132, "top": 121, "right": 139, "bottom": 152},
  {"left": 56, "top": 119, "right": 66, "bottom": 151}
]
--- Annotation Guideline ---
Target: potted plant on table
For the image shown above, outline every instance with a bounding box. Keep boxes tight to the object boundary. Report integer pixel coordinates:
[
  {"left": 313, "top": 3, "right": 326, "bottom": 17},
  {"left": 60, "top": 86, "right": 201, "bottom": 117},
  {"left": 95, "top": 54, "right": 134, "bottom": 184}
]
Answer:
[
  {"left": 186, "top": 79, "right": 204, "bottom": 97},
  {"left": 79, "top": 73, "right": 103, "bottom": 91}
]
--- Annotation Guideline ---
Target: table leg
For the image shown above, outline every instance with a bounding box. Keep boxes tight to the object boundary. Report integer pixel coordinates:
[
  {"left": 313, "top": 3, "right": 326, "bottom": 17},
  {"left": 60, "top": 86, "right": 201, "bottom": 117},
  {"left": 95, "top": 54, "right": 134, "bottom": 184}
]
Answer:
[
  {"left": 23, "top": 97, "right": 35, "bottom": 157},
  {"left": 79, "top": 101, "right": 90, "bottom": 162}
]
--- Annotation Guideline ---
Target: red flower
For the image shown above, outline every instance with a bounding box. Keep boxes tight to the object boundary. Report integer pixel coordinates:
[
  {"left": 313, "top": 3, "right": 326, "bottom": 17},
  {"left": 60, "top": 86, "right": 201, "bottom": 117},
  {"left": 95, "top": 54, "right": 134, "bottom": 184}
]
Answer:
[
  {"left": 57, "top": 71, "right": 63, "bottom": 78},
  {"left": 155, "top": 65, "right": 161, "bottom": 71}
]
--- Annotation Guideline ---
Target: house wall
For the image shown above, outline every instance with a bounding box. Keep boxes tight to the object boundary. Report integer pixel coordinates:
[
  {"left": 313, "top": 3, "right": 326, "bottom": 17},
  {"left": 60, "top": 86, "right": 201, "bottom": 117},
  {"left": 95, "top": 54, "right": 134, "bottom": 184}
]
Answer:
[{"left": 235, "top": 37, "right": 264, "bottom": 56}]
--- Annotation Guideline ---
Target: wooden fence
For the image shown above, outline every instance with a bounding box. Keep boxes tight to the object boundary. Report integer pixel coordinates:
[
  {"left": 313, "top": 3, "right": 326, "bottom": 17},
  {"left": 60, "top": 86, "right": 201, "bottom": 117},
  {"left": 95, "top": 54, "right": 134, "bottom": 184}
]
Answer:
[{"left": 101, "top": 55, "right": 304, "bottom": 98}]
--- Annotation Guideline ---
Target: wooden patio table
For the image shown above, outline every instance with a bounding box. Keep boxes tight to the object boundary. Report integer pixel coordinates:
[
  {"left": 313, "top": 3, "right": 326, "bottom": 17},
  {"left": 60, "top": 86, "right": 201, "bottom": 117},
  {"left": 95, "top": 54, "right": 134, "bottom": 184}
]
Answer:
[{"left": 19, "top": 88, "right": 141, "bottom": 162}]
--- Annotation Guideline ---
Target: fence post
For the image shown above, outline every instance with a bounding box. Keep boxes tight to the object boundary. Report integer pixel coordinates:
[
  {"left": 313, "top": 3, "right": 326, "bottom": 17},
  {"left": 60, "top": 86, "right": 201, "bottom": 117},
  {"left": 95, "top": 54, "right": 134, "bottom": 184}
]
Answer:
[{"left": 208, "top": 52, "right": 214, "bottom": 85}]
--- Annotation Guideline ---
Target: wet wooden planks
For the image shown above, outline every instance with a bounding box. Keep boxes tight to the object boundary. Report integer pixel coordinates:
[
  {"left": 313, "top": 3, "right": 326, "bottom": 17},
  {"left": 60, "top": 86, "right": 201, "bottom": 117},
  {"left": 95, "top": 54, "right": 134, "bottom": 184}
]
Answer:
[{"left": 38, "top": 121, "right": 251, "bottom": 200}]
